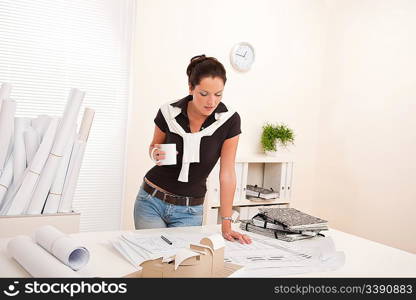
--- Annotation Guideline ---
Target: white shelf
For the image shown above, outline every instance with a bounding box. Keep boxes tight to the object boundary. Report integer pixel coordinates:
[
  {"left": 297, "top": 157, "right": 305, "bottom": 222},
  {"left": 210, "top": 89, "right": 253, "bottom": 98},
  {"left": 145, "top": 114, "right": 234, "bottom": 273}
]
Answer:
[
  {"left": 236, "top": 153, "right": 294, "bottom": 163},
  {"left": 203, "top": 155, "right": 295, "bottom": 225},
  {"left": 210, "top": 198, "right": 289, "bottom": 208}
]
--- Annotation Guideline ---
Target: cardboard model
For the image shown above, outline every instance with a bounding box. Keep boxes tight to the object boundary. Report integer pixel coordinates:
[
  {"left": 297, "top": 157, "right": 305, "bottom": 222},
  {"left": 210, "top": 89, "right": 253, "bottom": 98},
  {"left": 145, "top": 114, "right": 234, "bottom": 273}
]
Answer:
[{"left": 125, "top": 234, "right": 241, "bottom": 278}]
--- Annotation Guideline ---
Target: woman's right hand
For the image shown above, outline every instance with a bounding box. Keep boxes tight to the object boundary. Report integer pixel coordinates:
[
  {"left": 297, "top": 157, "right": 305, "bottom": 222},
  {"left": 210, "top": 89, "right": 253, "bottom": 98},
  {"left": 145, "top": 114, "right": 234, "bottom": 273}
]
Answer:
[{"left": 151, "top": 144, "right": 165, "bottom": 166}]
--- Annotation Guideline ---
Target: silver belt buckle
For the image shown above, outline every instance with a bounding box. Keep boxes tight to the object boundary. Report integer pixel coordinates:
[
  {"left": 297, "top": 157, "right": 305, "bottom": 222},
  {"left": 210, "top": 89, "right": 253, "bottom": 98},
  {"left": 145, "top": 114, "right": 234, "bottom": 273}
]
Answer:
[
  {"left": 151, "top": 188, "right": 157, "bottom": 197},
  {"left": 185, "top": 196, "right": 190, "bottom": 206}
]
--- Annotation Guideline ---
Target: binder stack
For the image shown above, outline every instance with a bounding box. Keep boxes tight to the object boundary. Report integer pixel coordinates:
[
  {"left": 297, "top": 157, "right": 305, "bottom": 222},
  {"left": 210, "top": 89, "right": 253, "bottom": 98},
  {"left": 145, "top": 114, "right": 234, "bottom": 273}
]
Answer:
[
  {"left": 240, "top": 207, "right": 328, "bottom": 242},
  {"left": 246, "top": 184, "right": 279, "bottom": 200}
]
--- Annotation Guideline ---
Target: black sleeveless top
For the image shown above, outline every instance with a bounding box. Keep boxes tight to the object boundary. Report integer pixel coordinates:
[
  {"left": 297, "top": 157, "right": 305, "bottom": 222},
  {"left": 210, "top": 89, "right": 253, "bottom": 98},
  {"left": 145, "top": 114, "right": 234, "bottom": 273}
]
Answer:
[{"left": 144, "top": 95, "right": 241, "bottom": 198}]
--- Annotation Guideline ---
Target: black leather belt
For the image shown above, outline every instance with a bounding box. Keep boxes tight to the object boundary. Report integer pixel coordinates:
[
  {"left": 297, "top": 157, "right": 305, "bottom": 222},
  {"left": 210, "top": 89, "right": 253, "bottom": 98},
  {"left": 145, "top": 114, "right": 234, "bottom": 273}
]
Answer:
[{"left": 141, "top": 180, "right": 204, "bottom": 206}]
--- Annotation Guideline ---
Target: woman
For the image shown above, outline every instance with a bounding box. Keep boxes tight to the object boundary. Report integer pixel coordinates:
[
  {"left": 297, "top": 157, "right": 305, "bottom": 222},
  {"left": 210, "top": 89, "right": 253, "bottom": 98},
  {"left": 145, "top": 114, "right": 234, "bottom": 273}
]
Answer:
[{"left": 134, "top": 54, "right": 251, "bottom": 244}]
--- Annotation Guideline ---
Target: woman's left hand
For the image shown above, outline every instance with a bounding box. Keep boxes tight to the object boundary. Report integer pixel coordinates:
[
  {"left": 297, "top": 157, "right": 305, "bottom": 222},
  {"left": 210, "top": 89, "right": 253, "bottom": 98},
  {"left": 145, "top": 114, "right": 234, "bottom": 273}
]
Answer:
[{"left": 222, "top": 222, "right": 252, "bottom": 244}]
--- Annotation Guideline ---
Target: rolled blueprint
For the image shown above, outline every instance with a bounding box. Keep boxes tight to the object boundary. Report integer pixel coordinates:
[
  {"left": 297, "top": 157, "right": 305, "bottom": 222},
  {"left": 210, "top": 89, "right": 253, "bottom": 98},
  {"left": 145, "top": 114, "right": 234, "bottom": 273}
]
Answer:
[
  {"left": 24, "top": 126, "right": 40, "bottom": 166},
  {"left": 0, "top": 100, "right": 16, "bottom": 175},
  {"left": 34, "top": 225, "right": 90, "bottom": 271},
  {"left": 4, "top": 118, "right": 60, "bottom": 215},
  {"left": 0, "top": 169, "right": 28, "bottom": 215},
  {"left": 0, "top": 83, "right": 12, "bottom": 99},
  {"left": 7, "top": 235, "right": 81, "bottom": 277},
  {"left": 78, "top": 108, "right": 95, "bottom": 141},
  {"left": 26, "top": 89, "right": 85, "bottom": 214},
  {"left": 59, "top": 108, "right": 95, "bottom": 213},
  {"left": 58, "top": 141, "right": 85, "bottom": 213},
  {"left": 31, "top": 115, "right": 51, "bottom": 141},
  {"left": 0, "top": 83, "right": 12, "bottom": 110},
  {"left": 0, "top": 155, "right": 13, "bottom": 207},
  {"left": 13, "top": 118, "right": 31, "bottom": 183},
  {"left": 43, "top": 128, "right": 77, "bottom": 214}
]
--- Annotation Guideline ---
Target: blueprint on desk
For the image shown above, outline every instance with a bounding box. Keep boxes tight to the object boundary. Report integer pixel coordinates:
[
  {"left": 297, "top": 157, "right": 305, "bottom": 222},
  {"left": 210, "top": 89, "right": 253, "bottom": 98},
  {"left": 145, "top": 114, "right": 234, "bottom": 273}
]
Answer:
[
  {"left": 226, "top": 233, "right": 345, "bottom": 277},
  {"left": 110, "top": 230, "right": 345, "bottom": 276}
]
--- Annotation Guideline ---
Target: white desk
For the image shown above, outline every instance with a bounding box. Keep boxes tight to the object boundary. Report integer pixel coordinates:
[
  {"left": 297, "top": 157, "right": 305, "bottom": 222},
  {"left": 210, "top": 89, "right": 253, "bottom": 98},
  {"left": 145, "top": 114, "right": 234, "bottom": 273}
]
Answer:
[{"left": 1, "top": 224, "right": 415, "bottom": 278}]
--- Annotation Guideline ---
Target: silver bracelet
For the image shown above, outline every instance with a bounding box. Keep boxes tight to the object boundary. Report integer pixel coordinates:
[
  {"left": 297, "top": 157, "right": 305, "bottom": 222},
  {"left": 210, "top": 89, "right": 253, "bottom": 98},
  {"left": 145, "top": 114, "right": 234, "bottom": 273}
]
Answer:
[{"left": 221, "top": 216, "right": 233, "bottom": 222}]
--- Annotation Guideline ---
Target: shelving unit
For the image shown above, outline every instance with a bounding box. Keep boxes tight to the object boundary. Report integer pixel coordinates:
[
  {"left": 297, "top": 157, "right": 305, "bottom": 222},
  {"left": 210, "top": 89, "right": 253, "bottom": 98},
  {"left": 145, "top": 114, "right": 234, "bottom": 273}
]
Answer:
[{"left": 203, "top": 153, "right": 294, "bottom": 225}]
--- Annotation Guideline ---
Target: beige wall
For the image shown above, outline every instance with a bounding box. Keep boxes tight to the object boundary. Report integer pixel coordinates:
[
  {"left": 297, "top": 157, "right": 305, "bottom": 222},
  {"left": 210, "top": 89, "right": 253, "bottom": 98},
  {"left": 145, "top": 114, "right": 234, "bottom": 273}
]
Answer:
[
  {"left": 123, "top": 0, "right": 327, "bottom": 229},
  {"left": 315, "top": 0, "right": 416, "bottom": 253},
  {"left": 123, "top": 0, "right": 416, "bottom": 254}
]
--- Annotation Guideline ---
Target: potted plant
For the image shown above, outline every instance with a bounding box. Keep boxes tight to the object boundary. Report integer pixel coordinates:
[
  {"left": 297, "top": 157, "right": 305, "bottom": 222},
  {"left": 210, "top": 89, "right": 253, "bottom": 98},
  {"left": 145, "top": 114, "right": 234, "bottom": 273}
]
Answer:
[{"left": 261, "top": 122, "right": 295, "bottom": 155}]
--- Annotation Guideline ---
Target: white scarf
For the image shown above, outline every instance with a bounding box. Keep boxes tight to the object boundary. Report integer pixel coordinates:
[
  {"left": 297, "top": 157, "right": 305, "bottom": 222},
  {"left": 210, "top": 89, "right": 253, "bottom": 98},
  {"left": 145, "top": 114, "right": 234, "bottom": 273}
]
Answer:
[{"left": 160, "top": 99, "right": 235, "bottom": 182}]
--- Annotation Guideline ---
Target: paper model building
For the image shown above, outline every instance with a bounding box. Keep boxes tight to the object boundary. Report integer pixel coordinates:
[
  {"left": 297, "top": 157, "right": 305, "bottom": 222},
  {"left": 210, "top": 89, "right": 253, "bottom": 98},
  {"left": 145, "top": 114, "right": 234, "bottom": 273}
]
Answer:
[{"left": 127, "top": 234, "right": 237, "bottom": 278}]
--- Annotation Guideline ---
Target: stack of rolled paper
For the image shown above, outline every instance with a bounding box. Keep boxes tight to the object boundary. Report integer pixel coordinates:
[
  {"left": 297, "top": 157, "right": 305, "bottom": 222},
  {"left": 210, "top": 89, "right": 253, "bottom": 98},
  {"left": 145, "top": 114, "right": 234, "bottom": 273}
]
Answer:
[
  {"left": 7, "top": 225, "right": 91, "bottom": 277},
  {"left": 0, "top": 82, "right": 95, "bottom": 216}
]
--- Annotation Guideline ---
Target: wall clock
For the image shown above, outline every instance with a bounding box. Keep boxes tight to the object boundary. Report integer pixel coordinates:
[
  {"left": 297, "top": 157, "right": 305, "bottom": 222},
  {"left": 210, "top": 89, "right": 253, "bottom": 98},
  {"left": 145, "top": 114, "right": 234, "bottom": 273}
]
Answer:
[{"left": 230, "top": 42, "right": 255, "bottom": 72}]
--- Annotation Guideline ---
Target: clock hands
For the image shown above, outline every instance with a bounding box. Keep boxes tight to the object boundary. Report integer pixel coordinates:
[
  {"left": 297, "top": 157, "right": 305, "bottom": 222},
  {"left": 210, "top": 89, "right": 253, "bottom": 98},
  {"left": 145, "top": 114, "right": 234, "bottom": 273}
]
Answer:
[{"left": 236, "top": 51, "right": 248, "bottom": 58}]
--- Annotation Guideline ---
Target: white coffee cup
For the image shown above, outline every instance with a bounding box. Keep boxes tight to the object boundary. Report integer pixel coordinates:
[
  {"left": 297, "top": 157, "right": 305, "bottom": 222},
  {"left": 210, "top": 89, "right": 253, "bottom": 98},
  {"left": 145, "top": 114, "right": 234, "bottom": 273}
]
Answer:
[{"left": 151, "top": 143, "right": 177, "bottom": 165}]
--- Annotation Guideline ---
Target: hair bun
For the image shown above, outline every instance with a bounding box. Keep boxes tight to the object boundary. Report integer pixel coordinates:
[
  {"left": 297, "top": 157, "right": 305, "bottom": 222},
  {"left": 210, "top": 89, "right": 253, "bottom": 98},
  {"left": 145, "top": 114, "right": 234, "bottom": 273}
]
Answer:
[
  {"left": 187, "top": 54, "right": 208, "bottom": 77},
  {"left": 190, "top": 54, "right": 207, "bottom": 63}
]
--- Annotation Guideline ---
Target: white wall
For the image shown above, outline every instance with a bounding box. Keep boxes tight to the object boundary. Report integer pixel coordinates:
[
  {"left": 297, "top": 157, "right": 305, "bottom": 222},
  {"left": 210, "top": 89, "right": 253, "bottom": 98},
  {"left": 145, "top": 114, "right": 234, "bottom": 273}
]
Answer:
[
  {"left": 123, "top": 0, "right": 327, "bottom": 229},
  {"left": 316, "top": 0, "right": 416, "bottom": 253},
  {"left": 123, "top": 0, "right": 416, "bottom": 254}
]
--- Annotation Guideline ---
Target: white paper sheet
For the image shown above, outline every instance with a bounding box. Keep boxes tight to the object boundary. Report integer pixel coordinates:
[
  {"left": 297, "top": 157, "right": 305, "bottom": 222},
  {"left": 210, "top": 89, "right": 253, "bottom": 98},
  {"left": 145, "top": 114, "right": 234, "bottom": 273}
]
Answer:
[
  {"left": 43, "top": 128, "right": 77, "bottom": 214},
  {"left": 0, "top": 100, "right": 16, "bottom": 175},
  {"left": 34, "top": 225, "right": 90, "bottom": 271},
  {"left": 113, "top": 238, "right": 155, "bottom": 269},
  {"left": 13, "top": 117, "right": 31, "bottom": 183},
  {"left": 24, "top": 126, "right": 40, "bottom": 166},
  {"left": 119, "top": 235, "right": 156, "bottom": 261},
  {"left": 118, "top": 233, "right": 205, "bottom": 262},
  {"left": 27, "top": 89, "right": 84, "bottom": 214},
  {"left": 0, "top": 155, "right": 13, "bottom": 207},
  {"left": 112, "top": 232, "right": 217, "bottom": 270},
  {"left": 229, "top": 251, "right": 346, "bottom": 277},
  {"left": 225, "top": 234, "right": 346, "bottom": 277},
  {"left": 224, "top": 237, "right": 316, "bottom": 269},
  {"left": 111, "top": 240, "right": 142, "bottom": 269},
  {"left": 4, "top": 118, "right": 60, "bottom": 215},
  {"left": 7, "top": 235, "right": 81, "bottom": 277}
]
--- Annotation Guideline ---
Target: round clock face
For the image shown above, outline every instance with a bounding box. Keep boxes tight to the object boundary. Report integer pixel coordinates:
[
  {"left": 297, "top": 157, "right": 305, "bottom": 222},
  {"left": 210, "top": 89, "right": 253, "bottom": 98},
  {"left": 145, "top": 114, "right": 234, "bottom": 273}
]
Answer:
[{"left": 230, "top": 42, "right": 255, "bottom": 72}]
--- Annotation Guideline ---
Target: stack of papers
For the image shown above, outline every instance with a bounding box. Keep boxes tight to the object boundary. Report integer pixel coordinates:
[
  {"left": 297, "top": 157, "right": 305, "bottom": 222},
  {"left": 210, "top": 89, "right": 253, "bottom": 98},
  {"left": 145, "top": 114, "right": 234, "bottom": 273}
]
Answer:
[{"left": 111, "top": 232, "right": 206, "bottom": 269}]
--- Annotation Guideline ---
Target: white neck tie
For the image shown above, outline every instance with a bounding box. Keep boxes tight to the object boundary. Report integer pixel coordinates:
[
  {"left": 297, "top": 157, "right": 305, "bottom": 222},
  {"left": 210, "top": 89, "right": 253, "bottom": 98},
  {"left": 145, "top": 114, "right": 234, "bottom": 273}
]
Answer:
[{"left": 160, "top": 100, "right": 235, "bottom": 182}]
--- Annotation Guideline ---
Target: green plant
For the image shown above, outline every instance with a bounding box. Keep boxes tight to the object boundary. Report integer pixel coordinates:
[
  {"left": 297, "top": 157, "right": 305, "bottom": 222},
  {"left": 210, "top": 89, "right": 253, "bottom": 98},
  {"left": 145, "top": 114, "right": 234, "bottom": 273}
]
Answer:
[{"left": 261, "top": 122, "right": 295, "bottom": 152}]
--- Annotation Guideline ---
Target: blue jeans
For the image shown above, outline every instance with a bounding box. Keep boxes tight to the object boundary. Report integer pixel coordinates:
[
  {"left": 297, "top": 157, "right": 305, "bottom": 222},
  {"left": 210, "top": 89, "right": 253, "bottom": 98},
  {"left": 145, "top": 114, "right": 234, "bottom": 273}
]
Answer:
[{"left": 134, "top": 185, "right": 204, "bottom": 229}]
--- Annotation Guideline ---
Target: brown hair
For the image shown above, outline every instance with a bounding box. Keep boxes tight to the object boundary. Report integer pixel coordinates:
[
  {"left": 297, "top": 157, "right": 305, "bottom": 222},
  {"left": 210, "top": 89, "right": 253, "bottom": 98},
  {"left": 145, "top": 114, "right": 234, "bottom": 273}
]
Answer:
[{"left": 186, "top": 54, "right": 227, "bottom": 90}]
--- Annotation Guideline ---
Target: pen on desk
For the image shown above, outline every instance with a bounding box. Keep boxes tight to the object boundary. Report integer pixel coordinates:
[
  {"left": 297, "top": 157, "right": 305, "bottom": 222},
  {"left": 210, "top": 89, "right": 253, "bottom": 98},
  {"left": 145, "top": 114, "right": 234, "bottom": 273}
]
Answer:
[{"left": 161, "top": 235, "right": 172, "bottom": 245}]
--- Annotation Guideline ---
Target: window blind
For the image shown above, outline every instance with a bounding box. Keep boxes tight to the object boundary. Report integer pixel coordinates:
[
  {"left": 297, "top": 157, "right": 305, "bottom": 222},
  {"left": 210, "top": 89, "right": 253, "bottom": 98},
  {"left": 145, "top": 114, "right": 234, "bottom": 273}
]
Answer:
[{"left": 0, "top": 0, "right": 135, "bottom": 231}]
